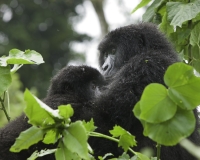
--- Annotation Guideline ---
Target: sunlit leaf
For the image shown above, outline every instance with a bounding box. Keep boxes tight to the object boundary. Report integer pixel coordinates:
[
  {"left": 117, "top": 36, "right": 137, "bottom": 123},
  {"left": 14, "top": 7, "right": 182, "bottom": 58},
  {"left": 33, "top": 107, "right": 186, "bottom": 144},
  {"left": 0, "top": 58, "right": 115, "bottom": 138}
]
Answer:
[
  {"left": 134, "top": 152, "right": 151, "bottom": 160},
  {"left": 82, "top": 119, "right": 97, "bottom": 132},
  {"left": 43, "top": 129, "right": 58, "bottom": 144},
  {"left": 24, "top": 89, "right": 62, "bottom": 126},
  {"left": 62, "top": 121, "right": 88, "bottom": 159},
  {"left": 10, "top": 126, "right": 44, "bottom": 152},
  {"left": 0, "top": 66, "right": 12, "bottom": 96},
  {"left": 58, "top": 104, "right": 74, "bottom": 120},
  {"left": 131, "top": 0, "right": 151, "bottom": 14}
]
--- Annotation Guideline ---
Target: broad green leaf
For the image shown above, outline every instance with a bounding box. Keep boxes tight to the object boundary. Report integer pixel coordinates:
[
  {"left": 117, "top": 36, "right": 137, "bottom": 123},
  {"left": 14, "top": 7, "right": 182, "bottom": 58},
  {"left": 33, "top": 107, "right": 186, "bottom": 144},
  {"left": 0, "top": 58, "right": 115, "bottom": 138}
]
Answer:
[
  {"left": 133, "top": 102, "right": 146, "bottom": 128},
  {"left": 24, "top": 89, "right": 61, "bottom": 126},
  {"left": 167, "top": 1, "right": 200, "bottom": 30},
  {"left": 58, "top": 104, "right": 74, "bottom": 120},
  {"left": 164, "top": 63, "right": 200, "bottom": 110},
  {"left": 142, "top": 0, "right": 165, "bottom": 22},
  {"left": 139, "top": 83, "right": 177, "bottom": 123},
  {"left": 0, "top": 66, "right": 12, "bottom": 96},
  {"left": 118, "top": 133, "right": 136, "bottom": 152},
  {"left": 55, "top": 141, "right": 80, "bottom": 160},
  {"left": 190, "top": 22, "right": 200, "bottom": 47},
  {"left": 10, "top": 126, "right": 44, "bottom": 152},
  {"left": 43, "top": 129, "right": 58, "bottom": 144},
  {"left": 62, "top": 121, "right": 88, "bottom": 159},
  {"left": 134, "top": 152, "right": 150, "bottom": 160},
  {"left": 109, "top": 126, "right": 127, "bottom": 137},
  {"left": 144, "top": 109, "right": 195, "bottom": 146},
  {"left": 131, "top": 0, "right": 151, "bottom": 14},
  {"left": 0, "top": 49, "right": 44, "bottom": 66},
  {"left": 82, "top": 119, "right": 97, "bottom": 132}
]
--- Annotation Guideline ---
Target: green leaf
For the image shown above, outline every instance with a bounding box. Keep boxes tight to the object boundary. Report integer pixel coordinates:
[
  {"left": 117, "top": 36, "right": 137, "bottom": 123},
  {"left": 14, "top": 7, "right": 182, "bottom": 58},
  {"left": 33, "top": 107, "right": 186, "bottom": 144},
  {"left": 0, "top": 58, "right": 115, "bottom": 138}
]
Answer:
[
  {"left": 82, "top": 119, "right": 97, "bottom": 132},
  {"left": 62, "top": 121, "right": 88, "bottom": 159},
  {"left": 109, "top": 126, "right": 127, "bottom": 137},
  {"left": 190, "top": 22, "right": 200, "bottom": 47},
  {"left": 110, "top": 126, "right": 137, "bottom": 152},
  {"left": 119, "top": 133, "right": 136, "bottom": 152},
  {"left": 142, "top": 0, "right": 165, "bottom": 22},
  {"left": 139, "top": 83, "right": 177, "bottom": 123},
  {"left": 191, "top": 45, "right": 200, "bottom": 73},
  {"left": 28, "top": 149, "right": 57, "bottom": 160},
  {"left": 164, "top": 62, "right": 200, "bottom": 110},
  {"left": 58, "top": 104, "right": 74, "bottom": 120},
  {"left": 131, "top": 0, "right": 151, "bottom": 14},
  {"left": 144, "top": 109, "right": 195, "bottom": 146},
  {"left": 10, "top": 126, "right": 44, "bottom": 152},
  {"left": 0, "top": 49, "right": 44, "bottom": 66},
  {"left": 24, "top": 89, "right": 61, "bottom": 127},
  {"left": 0, "top": 66, "right": 12, "bottom": 96},
  {"left": 43, "top": 129, "right": 58, "bottom": 144},
  {"left": 167, "top": 1, "right": 200, "bottom": 30},
  {"left": 55, "top": 141, "right": 80, "bottom": 160},
  {"left": 134, "top": 152, "right": 151, "bottom": 160}
]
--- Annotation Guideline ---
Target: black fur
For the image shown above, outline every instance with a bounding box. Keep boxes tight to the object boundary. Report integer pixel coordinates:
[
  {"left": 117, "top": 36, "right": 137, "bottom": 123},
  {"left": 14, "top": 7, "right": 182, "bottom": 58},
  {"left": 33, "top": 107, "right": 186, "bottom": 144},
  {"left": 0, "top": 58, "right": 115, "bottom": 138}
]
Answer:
[
  {"left": 0, "top": 65, "right": 105, "bottom": 160},
  {"left": 88, "top": 23, "right": 200, "bottom": 159}
]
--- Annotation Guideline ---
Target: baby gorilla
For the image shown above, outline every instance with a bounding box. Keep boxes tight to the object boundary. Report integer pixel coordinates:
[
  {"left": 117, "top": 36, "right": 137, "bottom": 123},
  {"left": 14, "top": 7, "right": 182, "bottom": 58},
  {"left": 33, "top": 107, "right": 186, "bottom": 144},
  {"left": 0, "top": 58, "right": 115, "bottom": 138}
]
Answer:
[{"left": 0, "top": 65, "right": 105, "bottom": 160}]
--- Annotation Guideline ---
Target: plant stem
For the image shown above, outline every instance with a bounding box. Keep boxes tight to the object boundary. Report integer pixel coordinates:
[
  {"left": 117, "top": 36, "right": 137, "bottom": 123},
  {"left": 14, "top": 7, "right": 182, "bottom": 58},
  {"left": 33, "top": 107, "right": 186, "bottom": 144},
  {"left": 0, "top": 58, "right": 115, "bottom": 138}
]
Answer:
[
  {"left": 156, "top": 143, "right": 161, "bottom": 160},
  {"left": 89, "top": 131, "right": 136, "bottom": 155},
  {"left": 0, "top": 92, "right": 10, "bottom": 122}
]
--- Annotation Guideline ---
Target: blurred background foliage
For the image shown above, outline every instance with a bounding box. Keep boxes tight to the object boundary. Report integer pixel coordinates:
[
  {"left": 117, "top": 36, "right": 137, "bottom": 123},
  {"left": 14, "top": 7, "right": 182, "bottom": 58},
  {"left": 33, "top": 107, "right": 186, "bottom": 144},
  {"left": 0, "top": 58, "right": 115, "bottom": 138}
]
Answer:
[
  {"left": 0, "top": 0, "right": 91, "bottom": 98},
  {"left": 0, "top": 0, "right": 139, "bottom": 126}
]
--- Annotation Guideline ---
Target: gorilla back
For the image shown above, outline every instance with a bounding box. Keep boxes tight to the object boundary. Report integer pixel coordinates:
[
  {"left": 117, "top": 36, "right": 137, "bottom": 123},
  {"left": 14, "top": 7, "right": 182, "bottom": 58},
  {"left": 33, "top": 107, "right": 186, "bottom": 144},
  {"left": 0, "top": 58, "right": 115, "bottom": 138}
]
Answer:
[{"left": 92, "top": 23, "right": 200, "bottom": 159}]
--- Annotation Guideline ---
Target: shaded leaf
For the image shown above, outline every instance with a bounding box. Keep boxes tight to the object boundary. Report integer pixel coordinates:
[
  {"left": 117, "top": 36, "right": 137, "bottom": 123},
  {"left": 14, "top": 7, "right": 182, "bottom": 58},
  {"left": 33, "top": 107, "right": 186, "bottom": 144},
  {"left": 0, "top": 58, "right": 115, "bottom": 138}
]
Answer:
[
  {"left": 164, "top": 63, "right": 200, "bottom": 110},
  {"left": 140, "top": 83, "right": 177, "bottom": 123},
  {"left": 167, "top": 1, "right": 200, "bottom": 30},
  {"left": 144, "top": 109, "right": 195, "bottom": 146},
  {"left": 190, "top": 22, "right": 200, "bottom": 47}
]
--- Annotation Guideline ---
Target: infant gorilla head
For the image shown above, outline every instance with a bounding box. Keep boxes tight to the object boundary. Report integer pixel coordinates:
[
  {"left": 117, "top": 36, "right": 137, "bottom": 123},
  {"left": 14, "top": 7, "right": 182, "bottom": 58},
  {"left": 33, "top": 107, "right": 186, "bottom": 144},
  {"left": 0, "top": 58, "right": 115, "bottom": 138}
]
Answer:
[{"left": 44, "top": 65, "right": 105, "bottom": 109}]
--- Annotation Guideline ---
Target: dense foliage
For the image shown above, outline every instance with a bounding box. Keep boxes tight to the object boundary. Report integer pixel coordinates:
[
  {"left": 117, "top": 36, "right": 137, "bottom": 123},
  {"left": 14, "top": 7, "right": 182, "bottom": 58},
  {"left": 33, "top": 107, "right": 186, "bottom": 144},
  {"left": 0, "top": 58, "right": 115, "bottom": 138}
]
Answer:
[{"left": 132, "top": 0, "right": 200, "bottom": 72}]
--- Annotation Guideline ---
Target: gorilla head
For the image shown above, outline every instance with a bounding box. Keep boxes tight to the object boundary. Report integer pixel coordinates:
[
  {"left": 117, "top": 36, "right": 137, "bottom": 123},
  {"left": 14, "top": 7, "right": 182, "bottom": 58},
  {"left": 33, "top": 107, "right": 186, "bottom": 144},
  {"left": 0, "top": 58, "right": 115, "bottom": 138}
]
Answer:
[
  {"left": 47, "top": 65, "right": 105, "bottom": 102},
  {"left": 98, "top": 23, "right": 177, "bottom": 77}
]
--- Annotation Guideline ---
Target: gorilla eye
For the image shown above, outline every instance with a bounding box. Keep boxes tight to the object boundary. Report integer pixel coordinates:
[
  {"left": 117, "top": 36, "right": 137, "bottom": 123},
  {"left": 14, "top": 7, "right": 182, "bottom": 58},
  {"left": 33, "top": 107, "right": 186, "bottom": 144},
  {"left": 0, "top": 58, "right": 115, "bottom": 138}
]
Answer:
[
  {"left": 91, "top": 83, "right": 96, "bottom": 90},
  {"left": 112, "top": 48, "right": 116, "bottom": 54}
]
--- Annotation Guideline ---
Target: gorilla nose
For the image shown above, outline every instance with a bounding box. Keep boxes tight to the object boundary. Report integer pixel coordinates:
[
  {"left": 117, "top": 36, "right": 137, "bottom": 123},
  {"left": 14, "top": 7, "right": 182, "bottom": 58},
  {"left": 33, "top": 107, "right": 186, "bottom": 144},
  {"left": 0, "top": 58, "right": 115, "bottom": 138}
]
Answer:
[{"left": 102, "top": 64, "right": 108, "bottom": 71}]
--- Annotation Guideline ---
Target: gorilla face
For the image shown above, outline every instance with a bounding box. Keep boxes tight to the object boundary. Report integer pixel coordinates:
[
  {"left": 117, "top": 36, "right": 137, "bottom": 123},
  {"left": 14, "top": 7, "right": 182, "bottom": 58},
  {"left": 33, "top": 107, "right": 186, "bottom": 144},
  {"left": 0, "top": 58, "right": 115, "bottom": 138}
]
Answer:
[
  {"left": 47, "top": 65, "right": 105, "bottom": 101},
  {"left": 98, "top": 23, "right": 176, "bottom": 78}
]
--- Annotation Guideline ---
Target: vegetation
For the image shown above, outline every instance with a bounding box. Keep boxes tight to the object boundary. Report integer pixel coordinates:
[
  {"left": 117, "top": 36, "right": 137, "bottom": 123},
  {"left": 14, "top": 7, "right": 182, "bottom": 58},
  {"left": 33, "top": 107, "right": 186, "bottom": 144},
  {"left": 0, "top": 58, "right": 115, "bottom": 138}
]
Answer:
[{"left": 0, "top": 0, "right": 200, "bottom": 159}]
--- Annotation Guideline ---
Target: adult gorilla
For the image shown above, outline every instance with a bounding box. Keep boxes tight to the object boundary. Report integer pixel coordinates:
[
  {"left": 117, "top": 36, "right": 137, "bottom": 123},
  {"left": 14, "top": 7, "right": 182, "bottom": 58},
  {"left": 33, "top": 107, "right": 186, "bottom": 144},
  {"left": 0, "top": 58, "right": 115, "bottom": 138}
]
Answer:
[{"left": 90, "top": 23, "right": 200, "bottom": 159}]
